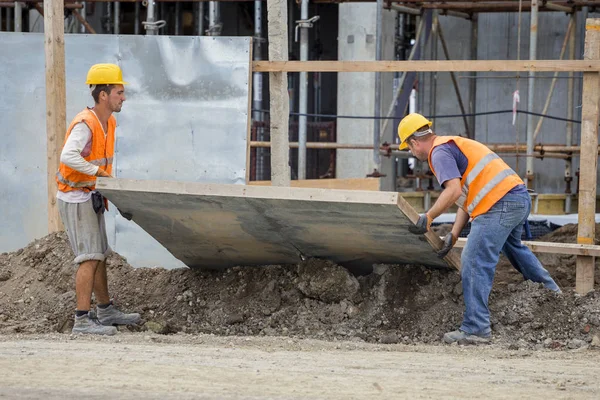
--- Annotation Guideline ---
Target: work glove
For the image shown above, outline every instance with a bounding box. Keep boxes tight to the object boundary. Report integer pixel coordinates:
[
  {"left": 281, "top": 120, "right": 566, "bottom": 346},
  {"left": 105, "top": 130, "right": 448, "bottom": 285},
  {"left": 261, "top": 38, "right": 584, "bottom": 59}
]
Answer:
[
  {"left": 408, "top": 213, "right": 432, "bottom": 235},
  {"left": 437, "top": 232, "right": 458, "bottom": 258}
]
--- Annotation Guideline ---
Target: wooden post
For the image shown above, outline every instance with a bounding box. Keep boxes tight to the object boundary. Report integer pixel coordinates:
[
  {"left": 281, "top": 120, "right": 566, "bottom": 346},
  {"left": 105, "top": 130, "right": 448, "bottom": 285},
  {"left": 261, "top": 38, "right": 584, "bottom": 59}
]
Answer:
[
  {"left": 266, "top": 0, "right": 290, "bottom": 186},
  {"left": 576, "top": 18, "right": 600, "bottom": 294},
  {"left": 44, "top": 0, "right": 66, "bottom": 232}
]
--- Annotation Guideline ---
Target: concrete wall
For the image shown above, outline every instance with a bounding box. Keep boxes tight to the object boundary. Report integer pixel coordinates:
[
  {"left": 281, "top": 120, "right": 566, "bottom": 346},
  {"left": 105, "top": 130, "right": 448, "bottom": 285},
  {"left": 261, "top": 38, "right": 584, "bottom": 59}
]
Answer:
[{"left": 336, "top": 5, "right": 396, "bottom": 179}]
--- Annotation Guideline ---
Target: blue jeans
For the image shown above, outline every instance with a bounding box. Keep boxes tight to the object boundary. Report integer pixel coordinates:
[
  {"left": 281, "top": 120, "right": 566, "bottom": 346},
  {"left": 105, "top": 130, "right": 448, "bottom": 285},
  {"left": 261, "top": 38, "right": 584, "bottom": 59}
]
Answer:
[{"left": 460, "top": 192, "right": 560, "bottom": 335}]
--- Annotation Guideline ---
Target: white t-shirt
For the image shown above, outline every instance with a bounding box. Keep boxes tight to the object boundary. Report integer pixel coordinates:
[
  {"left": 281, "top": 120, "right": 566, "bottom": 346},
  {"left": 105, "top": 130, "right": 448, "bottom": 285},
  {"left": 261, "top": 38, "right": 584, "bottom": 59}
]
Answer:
[{"left": 56, "top": 110, "right": 107, "bottom": 203}]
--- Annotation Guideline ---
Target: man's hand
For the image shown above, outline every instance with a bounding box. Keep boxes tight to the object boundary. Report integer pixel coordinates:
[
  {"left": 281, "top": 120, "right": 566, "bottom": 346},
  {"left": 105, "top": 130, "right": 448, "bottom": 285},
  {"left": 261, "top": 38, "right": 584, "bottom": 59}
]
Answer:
[
  {"left": 437, "top": 232, "right": 457, "bottom": 258},
  {"left": 96, "top": 168, "right": 112, "bottom": 178},
  {"left": 408, "top": 213, "right": 432, "bottom": 234}
]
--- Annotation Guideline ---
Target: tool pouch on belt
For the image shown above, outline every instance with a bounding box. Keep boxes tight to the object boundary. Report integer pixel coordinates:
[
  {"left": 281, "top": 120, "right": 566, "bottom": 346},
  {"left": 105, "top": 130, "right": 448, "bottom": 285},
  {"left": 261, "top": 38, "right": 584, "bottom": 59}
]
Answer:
[{"left": 92, "top": 191, "right": 106, "bottom": 214}]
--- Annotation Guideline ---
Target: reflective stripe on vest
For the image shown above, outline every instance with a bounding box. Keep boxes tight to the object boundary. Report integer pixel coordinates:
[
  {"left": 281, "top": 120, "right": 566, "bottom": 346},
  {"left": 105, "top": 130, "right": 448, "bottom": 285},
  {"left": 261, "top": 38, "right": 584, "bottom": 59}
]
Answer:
[
  {"left": 89, "top": 157, "right": 114, "bottom": 166},
  {"left": 56, "top": 171, "right": 96, "bottom": 189},
  {"left": 467, "top": 168, "right": 519, "bottom": 214}
]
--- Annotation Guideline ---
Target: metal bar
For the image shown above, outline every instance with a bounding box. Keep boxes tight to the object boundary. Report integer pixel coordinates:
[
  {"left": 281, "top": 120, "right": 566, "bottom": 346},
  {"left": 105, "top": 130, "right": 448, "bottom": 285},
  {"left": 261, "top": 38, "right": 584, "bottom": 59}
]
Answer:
[
  {"left": 525, "top": 0, "right": 538, "bottom": 189},
  {"left": 195, "top": 0, "right": 204, "bottom": 35},
  {"left": 72, "top": 8, "right": 96, "bottom": 33},
  {"left": 114, "top": 1, "right": 120, "bottom": 34},
  {"left": 134, "top": 0, "right": 140, "bottom": 34},
  {"left": 0, "top": 2, "right": 83, "bottom": 8},
  {"left": 207, "top": 2, "right": 219, "bottom": 35},
  {"left": 254, "top": 0, "right": 264, "bottom": 179},
  {"left": 298, "top": 0, "right": 309, "bottom": 180},
  {"left": 175, "top": 1, "right": 181, "bottom": 35},
  {"left": 373, "top": 0, "right": 384, "bottom": 168},
  {"left": 145, "top": 0, "right": 156, "bottom": 34},
  {"left": 436, "top": 18, "right": 470, "bottom": 138},
  {"left": 13, "top": 1, "right": 21, "bottom": 31},
  {"left": 533, "top": 17, "right": 573, "bottom": 141},
  {"left": 250, "top": 141, "right": 598, "bottom": 153},
  {"left": 80, "top": 1, "right": 87, "bottom": 33}
]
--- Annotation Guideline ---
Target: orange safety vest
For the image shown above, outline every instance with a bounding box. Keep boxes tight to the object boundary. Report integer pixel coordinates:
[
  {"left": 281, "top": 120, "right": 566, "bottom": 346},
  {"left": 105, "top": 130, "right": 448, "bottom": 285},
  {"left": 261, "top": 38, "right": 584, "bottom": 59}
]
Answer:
[
  {"left": 428, "top": 136, "right": 524, "bottom": 219},
  {"left": 56, "top": 108, "right": 115, "bottom": 193}
]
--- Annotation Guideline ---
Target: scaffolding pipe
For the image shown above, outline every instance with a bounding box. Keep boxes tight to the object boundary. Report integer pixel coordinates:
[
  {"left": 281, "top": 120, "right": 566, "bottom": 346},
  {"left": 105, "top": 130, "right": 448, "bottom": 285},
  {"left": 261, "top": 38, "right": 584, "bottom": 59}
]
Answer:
[
  {"left": 207, "top": 2, "right": 220, "bottom": 36},
  {"left": 80, "top": 2, "right": 87, "bottom": 33},
  {"left": 175, "top": 1, "right": 181, "bottom": 35},
  {"left": 525, "top": 0, "right": 538, "bottom": 188},
  {"left": 114, "top": 1, "right": 120, "bottom": 34},
  {"left": 195, "top": 1, "right": 204, "bottom": 35},
  {"left": 373, "top": 0, "right": 383, "bottom": 167},
  {"left": 250, "top": 141, "right": 596, "bottom": 153},
  {"left": 6, "top": 5, "right": 11, "bottom": 30},
  {"left": 13, "top": 1, "right": 21, "bottom": 31},
  {"left": 566, "top": 11, "right": 576, "bottom": 213},
  {"left": 254, "top": 0, "right": 264, "bottom": 179},
  {"left": 0, "top": 7, "right": 3, "bottom": 31},
  {"left": 144, "top": 0, "right": 157, "bottom": 34},
  {"left": 134, "top": 0, "right": 139, "bottom": 34},
  {"left": 298, "top": 0, "right": 309, "bottom": 179}
]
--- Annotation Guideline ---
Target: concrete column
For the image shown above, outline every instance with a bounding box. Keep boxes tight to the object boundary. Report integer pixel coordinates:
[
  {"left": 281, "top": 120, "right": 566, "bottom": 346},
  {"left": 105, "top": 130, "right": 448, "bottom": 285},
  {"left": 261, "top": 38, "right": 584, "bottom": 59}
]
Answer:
[{"left": 336, "top": 4, "right": 395, "bottom": 180}]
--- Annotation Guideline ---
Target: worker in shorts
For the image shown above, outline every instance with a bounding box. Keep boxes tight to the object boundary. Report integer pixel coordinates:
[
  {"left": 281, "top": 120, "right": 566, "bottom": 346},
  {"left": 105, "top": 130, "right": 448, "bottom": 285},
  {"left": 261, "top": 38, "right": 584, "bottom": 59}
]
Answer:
[{"left": 56, "top": 63, "right": 141, "bottom": 335}]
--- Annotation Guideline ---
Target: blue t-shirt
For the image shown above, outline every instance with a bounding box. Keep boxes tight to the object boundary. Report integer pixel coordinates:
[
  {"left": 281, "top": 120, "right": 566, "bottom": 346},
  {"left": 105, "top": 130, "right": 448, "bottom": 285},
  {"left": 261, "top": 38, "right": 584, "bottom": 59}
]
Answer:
[{"left": 430, "top": 142, "right": 527, "bottom": 194}]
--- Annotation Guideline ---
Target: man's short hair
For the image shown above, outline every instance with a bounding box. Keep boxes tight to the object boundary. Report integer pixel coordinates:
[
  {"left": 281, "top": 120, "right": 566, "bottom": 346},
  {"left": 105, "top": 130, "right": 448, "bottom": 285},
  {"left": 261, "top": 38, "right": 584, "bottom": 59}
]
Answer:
[
  {"left": 90, "top": 84, "right": 115, "bottom": 104},
  {"left": 408, "top": 125, "right": 434, "bottom": 144}
]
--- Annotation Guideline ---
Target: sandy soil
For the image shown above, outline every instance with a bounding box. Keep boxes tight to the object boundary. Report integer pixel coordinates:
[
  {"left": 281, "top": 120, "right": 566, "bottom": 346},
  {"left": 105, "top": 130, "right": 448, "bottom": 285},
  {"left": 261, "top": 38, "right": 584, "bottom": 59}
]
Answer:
[{"left": 0, "top": 333, "right": 599, "bottom": 399}]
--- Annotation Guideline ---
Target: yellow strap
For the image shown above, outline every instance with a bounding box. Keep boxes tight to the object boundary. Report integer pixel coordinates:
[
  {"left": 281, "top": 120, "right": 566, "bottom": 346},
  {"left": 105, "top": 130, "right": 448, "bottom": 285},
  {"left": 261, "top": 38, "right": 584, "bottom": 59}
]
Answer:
[
  {"left": 586, "top": 25, "right": 600, "bottom": 31},
  {"left": 577, "top": 236, "right": 595, "bottom": 245}
]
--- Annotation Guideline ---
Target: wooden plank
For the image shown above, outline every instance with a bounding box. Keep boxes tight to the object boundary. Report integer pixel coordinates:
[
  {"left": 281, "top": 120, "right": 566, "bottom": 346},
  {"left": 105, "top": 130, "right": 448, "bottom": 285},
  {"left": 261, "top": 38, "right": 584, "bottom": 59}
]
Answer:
[
  {"left": 266, "top": 0, "right": 290, "bottom": 186},
  {"left": 454, "top": 238, "right": 600, "bottom": 257},
  {"left": 252, "top": 60, "right": 600, "bottom": 73},
  {"left": 44, "top": 0, "right": 66, "bottom": 233},
  {"left": 397, "top": 195, "right": 462, "bottom": 271},
  {"left": 249, "top": 178, "right": 381, "bottom": 191},
  {"left": 576, "top": 18, "right": 600, "bottom": 294},
  {"left": 98, "top": 179, "right": 455, "bottom": 272}
]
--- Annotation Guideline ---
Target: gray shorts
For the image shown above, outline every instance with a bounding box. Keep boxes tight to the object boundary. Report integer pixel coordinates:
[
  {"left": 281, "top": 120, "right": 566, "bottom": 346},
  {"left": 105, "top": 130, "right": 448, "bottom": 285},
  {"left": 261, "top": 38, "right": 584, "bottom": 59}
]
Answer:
[{"left": 58, "top": 198, "right": 112, "bottom": 264}]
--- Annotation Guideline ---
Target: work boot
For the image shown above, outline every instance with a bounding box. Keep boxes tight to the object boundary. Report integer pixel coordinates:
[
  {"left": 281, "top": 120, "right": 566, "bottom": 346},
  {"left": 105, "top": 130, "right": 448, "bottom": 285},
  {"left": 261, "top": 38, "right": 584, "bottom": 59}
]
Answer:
[
  {"left": 443, "top": 329, "right": 491, "bottom": 345},
  {"left": 72, "top": 313, "right": 118, "bottom": 336},
  {"left": 97, "top": 302, "right": 141, "bottom": 326}
]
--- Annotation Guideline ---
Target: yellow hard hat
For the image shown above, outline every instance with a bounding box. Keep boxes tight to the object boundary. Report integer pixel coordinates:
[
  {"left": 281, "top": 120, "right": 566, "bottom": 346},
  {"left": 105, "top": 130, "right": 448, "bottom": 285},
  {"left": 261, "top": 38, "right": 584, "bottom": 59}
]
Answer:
[
  {"left": 398, "top": 113, "right": 432, "bottom": 150},
  {"left": 86, "top": 63, "right": 128, "bottom": 85}
]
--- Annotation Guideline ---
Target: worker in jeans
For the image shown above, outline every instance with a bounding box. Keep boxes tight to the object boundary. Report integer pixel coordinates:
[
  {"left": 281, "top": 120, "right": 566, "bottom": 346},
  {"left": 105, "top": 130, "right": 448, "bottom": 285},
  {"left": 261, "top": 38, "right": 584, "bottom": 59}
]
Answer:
[
  {"left": 398, "top": 113, "right": 561, "bottom": 345},
  {"left": 56, "top": 63, "right": 140, "bottom": 335}
]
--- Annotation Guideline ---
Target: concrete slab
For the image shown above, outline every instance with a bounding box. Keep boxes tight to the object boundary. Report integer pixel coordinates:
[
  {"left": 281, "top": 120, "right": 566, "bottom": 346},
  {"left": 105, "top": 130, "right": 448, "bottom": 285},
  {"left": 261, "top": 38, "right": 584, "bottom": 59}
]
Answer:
[{"left": 97, "top": 179, "right": 460, "bottom": 271}]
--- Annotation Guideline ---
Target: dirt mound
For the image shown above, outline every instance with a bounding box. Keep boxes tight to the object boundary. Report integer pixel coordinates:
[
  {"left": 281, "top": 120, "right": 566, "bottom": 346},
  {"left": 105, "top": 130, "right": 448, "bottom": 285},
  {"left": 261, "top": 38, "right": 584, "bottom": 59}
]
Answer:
[{"left": 1, "top": 231, "right": 599, "bottom": 350}]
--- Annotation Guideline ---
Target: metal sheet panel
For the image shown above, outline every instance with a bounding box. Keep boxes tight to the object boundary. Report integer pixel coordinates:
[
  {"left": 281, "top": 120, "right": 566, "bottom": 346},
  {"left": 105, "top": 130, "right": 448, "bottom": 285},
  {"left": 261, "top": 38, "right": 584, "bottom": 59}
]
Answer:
[
  {"left": 0, "top": 33, "right": 251, "bottom": 269},
  {"left": 97, "top": 178, "right": 458, "bottom": 271}
]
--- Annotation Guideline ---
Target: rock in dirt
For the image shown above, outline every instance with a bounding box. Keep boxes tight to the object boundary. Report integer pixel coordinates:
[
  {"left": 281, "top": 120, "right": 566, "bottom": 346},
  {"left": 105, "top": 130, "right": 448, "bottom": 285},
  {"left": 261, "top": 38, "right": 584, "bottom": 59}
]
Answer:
[{"left": 296, "top": 259, "right": 359, "bottom": 303}]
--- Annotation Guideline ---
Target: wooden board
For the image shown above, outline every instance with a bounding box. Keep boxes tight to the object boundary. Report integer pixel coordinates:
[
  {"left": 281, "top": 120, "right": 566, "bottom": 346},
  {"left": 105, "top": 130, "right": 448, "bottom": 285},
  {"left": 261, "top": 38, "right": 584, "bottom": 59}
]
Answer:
[
  {"left": 252, "top": 60, "right": 600, "bottom": 73},
  {"left": 97, "top": 179, "right": 460, "bottom": 272},
  {"left": 249, "top": 178, "right": 381, "bottom": 191},
  {"left": 576, "top": 18, "right": 600, "bottom": 294},
  {"left": 44, "top": 0, "right": 66, "bottom": 233},
  {"left": 454, "top": 238, "right": 600, "bottom": 257}
]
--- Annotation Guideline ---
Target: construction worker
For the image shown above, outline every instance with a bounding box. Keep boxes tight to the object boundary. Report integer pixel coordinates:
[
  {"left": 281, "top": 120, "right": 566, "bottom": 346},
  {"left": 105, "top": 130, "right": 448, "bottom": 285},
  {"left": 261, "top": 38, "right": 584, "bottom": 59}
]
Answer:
[
  {"left": 398, "top": 113, "right": 561, "bottom": 345},
  {"left": 56, "top": 63, "right": 140, "bottom": 335}
]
